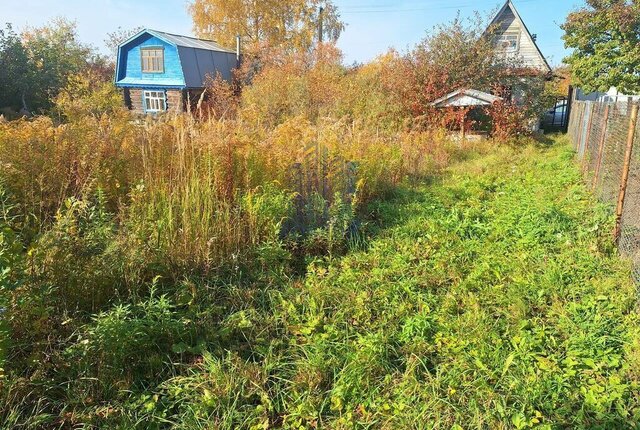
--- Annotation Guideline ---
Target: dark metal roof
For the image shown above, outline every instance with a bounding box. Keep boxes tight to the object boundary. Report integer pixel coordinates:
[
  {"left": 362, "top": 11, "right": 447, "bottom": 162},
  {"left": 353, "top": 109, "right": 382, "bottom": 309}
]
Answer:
[{"left": 145, "top": 29, "right": 235, "bottom": 54}]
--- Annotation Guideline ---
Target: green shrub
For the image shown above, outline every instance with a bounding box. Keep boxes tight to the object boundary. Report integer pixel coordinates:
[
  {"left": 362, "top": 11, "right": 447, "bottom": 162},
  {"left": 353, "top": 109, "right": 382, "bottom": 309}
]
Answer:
[
  {"left": 0, "top": 183, "right": 21, "bottom": 378},
  {"left": 53, "top": 72, "right": 125, "bottom": 121},
  {"left": 27, "top": 190, "right": 121, "bottom": 312},
  {"left": 5, "top": 191, "right": 124, "bottom": 377},
  {"left": 0, "top": 288, "right": 200, "bottom": 429},
  {"left": 65, "top": 288, "right": 196, "bottom": 390}
]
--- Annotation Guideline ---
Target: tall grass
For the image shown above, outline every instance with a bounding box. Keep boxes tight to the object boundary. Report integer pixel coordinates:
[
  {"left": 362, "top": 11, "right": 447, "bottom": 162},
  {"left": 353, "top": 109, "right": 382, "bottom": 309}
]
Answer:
[
  {"left": 2, "top": 137, "right": 635, "bottom": 429},
  {"left": 0, "top": 106, "right": 465, "bottom": 402},
  {"left": 0, "top": 113, "right": 458, "bottom": 279}
]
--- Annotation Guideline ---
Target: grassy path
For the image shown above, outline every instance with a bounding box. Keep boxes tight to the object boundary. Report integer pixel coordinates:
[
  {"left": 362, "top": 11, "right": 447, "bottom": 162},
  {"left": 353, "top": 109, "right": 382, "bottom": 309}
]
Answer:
[{"left": 156, "top": 137, "right": 640, "bottom": 429}]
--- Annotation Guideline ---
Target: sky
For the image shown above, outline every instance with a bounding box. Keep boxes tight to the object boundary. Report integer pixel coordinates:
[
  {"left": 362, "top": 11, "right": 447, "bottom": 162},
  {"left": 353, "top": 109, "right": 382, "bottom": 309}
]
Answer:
[{"left": 1, "top": 0, "right": 585, "bottom": 67}]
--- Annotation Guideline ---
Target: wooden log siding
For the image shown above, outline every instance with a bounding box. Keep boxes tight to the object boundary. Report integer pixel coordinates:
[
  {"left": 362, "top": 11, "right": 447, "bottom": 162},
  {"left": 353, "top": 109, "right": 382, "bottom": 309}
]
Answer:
[
  {"left": 166, "top": 89, "right": 184, "bottom": 112},
  {"left": 128, "top": 88, "right": 144, "bottom": 113},
  {"left": 124, "top": 88, "right": 183, "bottom": 113}
]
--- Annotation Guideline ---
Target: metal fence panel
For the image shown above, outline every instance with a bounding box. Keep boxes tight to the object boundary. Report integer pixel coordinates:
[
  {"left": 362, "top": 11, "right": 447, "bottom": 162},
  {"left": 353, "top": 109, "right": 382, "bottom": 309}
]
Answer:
[{"left": 568, "top": 98, "right": 640, "bottom": 283}]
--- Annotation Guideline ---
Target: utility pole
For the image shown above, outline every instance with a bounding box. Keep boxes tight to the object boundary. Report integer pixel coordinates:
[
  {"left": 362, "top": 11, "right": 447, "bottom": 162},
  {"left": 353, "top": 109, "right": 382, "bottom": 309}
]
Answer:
[
  {"left": 236, "top": 34, "right": 241, "bottom": 67},
  {"left": 318, "top": 6, "right": 324, "bottom": 44}
]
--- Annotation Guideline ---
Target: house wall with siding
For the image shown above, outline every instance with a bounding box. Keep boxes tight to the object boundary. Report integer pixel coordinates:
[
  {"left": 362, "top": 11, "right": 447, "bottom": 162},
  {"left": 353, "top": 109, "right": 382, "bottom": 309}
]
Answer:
[
  {"left": 116, "top": 34, "right": 185, "bottom": 87},
  {"left": 115, "top": 30, "right": 239, "bottom": 114},
  {"left": 494, "top": 8, "right": 547, "bottom": 71},
  {"left": 127, "top": 88, "right": 143, "bottom": 112},
  {"left": 124, "top": 88, "right": 183, "bottom": 114},
  {"left": 166, "top": 89, "right": 184, "bottom": 112}
]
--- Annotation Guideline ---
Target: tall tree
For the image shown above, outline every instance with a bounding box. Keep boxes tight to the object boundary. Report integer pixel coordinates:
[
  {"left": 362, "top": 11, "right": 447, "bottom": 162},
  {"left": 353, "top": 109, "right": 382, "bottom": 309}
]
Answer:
[
  {"left": 399, "top": 15, "right": 530, "bottom": 117},
  {"left": 189, "top": 0, "right": 344, "bottom": 53},
  {"left": 0, "top": 19, "right": 111, "bottom": 114},
  {"left": 0, "top": 24, "right": 32, "bottom": 111},
  {"left": 21, "top": 18, "right": 93, "bottom": 111},
  {"left": 562, "top": 0, "right": 640, "bottom": 93}
]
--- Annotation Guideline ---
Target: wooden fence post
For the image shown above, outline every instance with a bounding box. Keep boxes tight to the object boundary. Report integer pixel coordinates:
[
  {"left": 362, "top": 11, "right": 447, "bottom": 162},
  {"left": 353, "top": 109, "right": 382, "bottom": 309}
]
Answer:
[
  {"left": 592, "top": 103, "right": 610, "bottom": 191},
  {"left": 613, "top": 103, "right": 639, "bottom": 242}
]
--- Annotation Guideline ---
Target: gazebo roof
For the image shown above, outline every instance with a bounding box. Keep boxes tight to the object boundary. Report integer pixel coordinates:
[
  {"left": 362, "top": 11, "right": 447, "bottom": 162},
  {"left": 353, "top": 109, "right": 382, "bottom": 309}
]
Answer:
[{"left": 432, "top": 89, "right": 502, "bottom": 108}]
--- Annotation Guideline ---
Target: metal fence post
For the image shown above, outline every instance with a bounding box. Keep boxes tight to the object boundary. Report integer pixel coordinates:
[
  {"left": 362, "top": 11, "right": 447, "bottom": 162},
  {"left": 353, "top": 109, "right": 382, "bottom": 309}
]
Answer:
[
  {"left": 592, "top": 103, "right": 610, "bottom": 191},
  {"left": 614, "top": 103, "right": 639, "bottom": 242}
]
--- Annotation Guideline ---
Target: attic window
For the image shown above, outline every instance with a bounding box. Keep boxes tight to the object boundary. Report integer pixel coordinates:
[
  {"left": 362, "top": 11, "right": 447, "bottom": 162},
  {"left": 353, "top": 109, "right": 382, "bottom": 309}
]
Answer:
[
  {"left": 141, "top": 47, "right": 164, "bottom": 73},
  {"left": 497, "top": 33, "right": 519, "bottom": 53}
]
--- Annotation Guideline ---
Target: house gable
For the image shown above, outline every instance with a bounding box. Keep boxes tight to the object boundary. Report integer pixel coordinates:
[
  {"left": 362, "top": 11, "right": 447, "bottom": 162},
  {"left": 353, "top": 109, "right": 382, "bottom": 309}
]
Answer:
[
  {"left": 488, "top": 1, "right": 551, "bottom": 73},
  {"left": 116, "top": 33, "right": 186, "bottom": 88}
]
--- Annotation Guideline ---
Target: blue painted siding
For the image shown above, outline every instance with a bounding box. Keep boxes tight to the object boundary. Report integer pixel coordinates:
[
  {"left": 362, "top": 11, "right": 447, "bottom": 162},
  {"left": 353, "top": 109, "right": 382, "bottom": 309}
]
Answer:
[{"left": 116, "top": 34, "right": 185, "bottom": 87}]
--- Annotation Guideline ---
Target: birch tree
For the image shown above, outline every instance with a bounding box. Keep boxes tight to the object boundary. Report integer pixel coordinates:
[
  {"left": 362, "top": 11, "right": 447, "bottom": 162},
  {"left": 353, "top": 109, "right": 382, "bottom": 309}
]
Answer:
[{"left": 189, "top": 0, "right": 344, "bottom": 53}]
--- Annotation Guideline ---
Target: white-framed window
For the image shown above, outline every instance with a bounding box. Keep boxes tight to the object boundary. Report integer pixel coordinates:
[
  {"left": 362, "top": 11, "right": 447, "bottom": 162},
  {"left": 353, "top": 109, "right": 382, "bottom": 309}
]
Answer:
[
  {"left": 497, "top": 33, "right": 519, "bottom": 53},
  {"left": 141, "top": 47, "right": 164, "bottom": 73},
  {"left": 143, "top": 90, "right": 166, "bottom": 112}
]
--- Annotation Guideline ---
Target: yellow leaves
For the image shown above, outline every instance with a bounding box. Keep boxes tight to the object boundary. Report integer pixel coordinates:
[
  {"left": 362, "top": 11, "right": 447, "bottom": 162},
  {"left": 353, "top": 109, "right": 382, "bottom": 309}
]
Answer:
[
  {"left": 54, "top": 72, "right": 125, "bottom": 121},
  {"left": 330, "top": 394, "right": 344, "bottom": 412},
  {"left": 239, "top": 45, "right": 345, "bottom": 127},
  {"left": 190, "top": 0, "right": 344, "bottom": 54},
  {"left": 535, "top": 356, "right": 556, "bottom": 372}
]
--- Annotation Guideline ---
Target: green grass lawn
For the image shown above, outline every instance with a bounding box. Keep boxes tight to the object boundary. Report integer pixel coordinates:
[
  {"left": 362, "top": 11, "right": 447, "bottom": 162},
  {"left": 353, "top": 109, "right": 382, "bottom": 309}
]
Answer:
[
  {"left": 4, "top": 136, "right": 640, "bottom": 429},
  {"left": 138, "top": 136, "right": 639, "bottom": 429}
]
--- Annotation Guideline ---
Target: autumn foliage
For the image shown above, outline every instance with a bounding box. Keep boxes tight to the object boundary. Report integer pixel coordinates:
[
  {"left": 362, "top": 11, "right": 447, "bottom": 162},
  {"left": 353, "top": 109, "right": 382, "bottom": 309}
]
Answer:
[{"left": 189, "top": 0, "right": 344, "bottom": 55}]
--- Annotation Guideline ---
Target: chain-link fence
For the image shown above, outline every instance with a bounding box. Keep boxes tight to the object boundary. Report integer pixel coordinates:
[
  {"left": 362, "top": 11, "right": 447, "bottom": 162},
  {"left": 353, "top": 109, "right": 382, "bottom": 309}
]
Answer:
[
  {"left": 568, "top": 98, "right": 640, "bottom": 283},
  {"left": 286, "top": 144, "right": 358, "bottom": 235}
]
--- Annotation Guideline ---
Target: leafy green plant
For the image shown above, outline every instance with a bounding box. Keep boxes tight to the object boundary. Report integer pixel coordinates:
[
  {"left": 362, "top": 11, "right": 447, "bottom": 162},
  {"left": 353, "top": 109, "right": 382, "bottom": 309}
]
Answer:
[
  {"left": 65, "top": 285, "right": 197, "bottom": 390},
  {"left": 0, "top": 183, "right": 21, "bottom": 379}
]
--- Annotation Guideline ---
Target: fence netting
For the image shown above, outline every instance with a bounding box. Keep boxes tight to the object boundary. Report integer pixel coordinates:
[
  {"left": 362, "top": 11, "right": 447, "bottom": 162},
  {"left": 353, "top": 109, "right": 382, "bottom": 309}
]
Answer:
[
  {"left": 568, "top": 99, "right": 640, "bottom": 283},
  {"left": 286, "top": 143, "right": 358, "bottom": 235}
]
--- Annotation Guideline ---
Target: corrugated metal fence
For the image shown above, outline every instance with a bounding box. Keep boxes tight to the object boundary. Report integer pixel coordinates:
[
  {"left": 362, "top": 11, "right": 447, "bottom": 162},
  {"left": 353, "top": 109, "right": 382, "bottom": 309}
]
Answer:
[{"left": 568, "top": 99, "right": 640, "bottom": 283}]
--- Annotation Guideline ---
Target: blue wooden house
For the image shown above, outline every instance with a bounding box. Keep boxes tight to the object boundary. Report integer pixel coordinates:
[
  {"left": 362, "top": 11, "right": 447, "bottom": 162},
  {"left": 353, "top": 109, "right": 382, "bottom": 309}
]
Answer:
[{"left": 114, "top": 29, "right": 239, "bottom": 113}]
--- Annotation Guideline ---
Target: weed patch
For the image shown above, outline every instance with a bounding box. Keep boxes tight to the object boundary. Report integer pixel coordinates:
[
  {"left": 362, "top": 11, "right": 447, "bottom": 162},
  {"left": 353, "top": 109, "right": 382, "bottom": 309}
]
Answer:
[{"left": 2, "top": 136, "right": 639, "bottom": 428}]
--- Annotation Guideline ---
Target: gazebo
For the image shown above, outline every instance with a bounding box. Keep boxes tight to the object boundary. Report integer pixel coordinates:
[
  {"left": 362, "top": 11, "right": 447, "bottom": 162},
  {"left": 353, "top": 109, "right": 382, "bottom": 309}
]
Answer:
[{"left": 431, "top": 89, "right": 502, "bottom": 138}]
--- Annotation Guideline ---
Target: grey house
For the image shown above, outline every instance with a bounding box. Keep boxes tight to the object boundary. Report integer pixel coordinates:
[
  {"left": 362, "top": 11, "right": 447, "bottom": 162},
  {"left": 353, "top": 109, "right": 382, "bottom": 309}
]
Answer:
[{"left": 489, "top": 0, "right": 552, "bottom": 74}]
